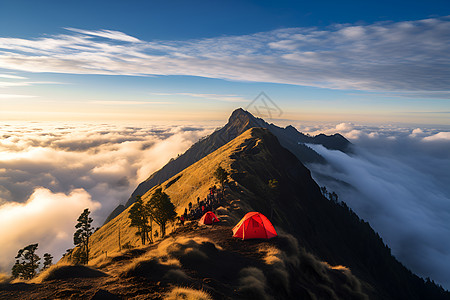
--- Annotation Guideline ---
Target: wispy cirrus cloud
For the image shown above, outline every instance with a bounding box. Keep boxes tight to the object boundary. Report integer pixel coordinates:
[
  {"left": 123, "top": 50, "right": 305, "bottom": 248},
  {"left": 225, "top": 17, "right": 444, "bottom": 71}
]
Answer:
[
  {"left": 0, "top": 17, "right": 449, "bottom": 95},
  {"left": 64, "top": 27, "right": 142, "bottom": 43},
  {"left": 90, "top": 100, "right": 173, "bottom": 105},
  {"left": 150, "top": 92, "right": 249, "bottom": 102},
  {"left": 0, "top": 74, "right": 26, "bottom": 79}
]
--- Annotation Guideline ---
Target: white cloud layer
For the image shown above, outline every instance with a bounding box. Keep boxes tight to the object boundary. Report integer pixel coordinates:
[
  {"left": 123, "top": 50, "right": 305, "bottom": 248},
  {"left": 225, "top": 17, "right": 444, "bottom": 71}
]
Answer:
[
  {"left": 0, "top": 122, "right": 214, "bottom": 273},
  {"left": 0, "top": 188, "right": 100, "bottom": 273},
  {"left": 1, "top": 120, "right": 449, "bottom": 288},
  {"left": 300, "top": 123, "right": 450, "bottom": 288},
  {"left": 1, "top": 17, "right": 449, "bottom": 95}
]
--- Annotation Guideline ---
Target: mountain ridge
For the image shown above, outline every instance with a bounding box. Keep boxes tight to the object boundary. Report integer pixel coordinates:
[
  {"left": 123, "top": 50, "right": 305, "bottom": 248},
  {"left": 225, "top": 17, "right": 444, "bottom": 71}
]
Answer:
[
  {"left": 49, "top": 126, "right": 450, "bottom": 299},
  {"left": 104, "top": 108, "right": 351, "bottom": 224}
]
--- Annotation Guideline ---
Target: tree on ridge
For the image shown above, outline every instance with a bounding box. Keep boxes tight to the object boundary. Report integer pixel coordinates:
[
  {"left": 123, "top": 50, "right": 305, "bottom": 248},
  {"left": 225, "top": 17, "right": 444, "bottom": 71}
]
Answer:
[
  {"left": 146, "top": 188, "right": 176, "bottom": 238},
  {"left": 11, "top": 243, "right": 40, "bottom": 279},
  {"left": 214, "top": 165, "right": 229, "bottom": 193},
  {"left": 42, "top": 253, "right": 53, "bottom": 270},
  {"left": 73, "top": 208, "right": 94, "bottom": 264},
  {"left": 128, "top": 195, "right": 152, "bottom": 245}
]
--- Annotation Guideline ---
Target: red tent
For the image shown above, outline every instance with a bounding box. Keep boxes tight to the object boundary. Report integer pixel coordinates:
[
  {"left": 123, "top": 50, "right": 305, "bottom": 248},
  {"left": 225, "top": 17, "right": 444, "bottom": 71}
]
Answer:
[
  {"left": 232, "top": 212, "right": 277, "bottom": 240},
  {"left": 199, "top": 211, "right": 220, "bottom": 225}
]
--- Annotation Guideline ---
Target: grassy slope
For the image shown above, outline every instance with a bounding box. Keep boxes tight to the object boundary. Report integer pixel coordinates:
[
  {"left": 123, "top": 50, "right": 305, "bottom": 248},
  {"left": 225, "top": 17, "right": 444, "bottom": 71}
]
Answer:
[
  {"left": 57, "top": 127, "right": 449, "bottom": 300},
  {"left": 84, "top": 127, "right": 258, "bottom": 262}
]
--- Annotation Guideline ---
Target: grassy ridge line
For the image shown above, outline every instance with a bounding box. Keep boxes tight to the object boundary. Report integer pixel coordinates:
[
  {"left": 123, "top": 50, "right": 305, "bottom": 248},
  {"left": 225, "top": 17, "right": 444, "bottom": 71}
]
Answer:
[{"left": 63, "top": 128, "right": 259, "bottom": 264}]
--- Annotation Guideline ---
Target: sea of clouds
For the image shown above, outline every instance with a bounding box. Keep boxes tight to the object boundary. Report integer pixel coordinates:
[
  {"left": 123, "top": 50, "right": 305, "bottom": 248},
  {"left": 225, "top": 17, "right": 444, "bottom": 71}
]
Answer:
[
  {"left": 296, "top": 122, "right": 450, "bottom": 289},
  {"left": 1, "top": 120, "right": 450, "bottom": 290},
  {"left": 0, "top": 122, "right": 215, "bottom": 273}
]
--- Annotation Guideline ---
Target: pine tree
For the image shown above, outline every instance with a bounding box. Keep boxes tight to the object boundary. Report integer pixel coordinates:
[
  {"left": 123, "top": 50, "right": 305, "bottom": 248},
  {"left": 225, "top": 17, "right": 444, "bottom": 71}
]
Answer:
[
  {"left": 42, "top": 253, "right": 53, "bottom": 270},
  {"left": 11, "top": 260, "right": 24, "bottom": 279},
  {"left": 214, "top": 165, "right": 229, "bottom": 192},
  {"left": 73, "top": 208, "right": 94, "bottom": 264},
  {"left": 146, "top": 188, "right": 176, "bottom": 238},
  {"left": 330, "top": 191, "right": 339, "bottom": 203},
  {"left": 128, "top": 195, "right": 152, "bottom": 245},
  {"left": 320, "top": 186, "right": 329, "bottom": 198},
  {"left": 12, "top": 243, "right": 40, "bottom": 279}
]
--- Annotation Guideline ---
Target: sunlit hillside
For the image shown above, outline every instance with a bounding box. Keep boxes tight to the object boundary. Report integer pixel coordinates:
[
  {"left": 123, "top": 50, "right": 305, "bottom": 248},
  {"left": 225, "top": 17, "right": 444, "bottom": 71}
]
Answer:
[
  {"left": 82, "top": 127, "right": 261, "bottom": 261},
  {"left": 27, "top": 127, "right": 375, "bottom": 299},
  {"left": 5, "top": 126, "right": 449, "bottom": 299}
]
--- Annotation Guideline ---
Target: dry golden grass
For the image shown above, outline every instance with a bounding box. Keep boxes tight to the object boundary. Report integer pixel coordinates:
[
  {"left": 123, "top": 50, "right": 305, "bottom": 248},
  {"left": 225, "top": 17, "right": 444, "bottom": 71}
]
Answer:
[
  {"left": 261, "top": 240, "right": 361, "bottom": 291},
  {"left": 76, "top": 129, "right": 260, "bottom": 264},
  {"left": 164, "top": 287, "right": 212, "bottom": 300},
  {"left": 119, "top": 254, "right": 181, "bottom": 277},
  {"left": 259, "top": 244, "right": 284, "bottom": 266},
  {"left": 330, "top": 264, "right": 350, "bottom": 271},
  {"left": 0, "top": 273, "right": 11, "bottom": 284},
  {"left": 88, "top": 253, "right": 110, "bottom": 268},
  {"left": 31, "top": 264, "right": 107, "bottom": 283},
  {"left": 30, "top": 263, "right": 72, "bottom": 284},
  {"left": 118, "top": 235, "right": 217, "bottom": 277}
]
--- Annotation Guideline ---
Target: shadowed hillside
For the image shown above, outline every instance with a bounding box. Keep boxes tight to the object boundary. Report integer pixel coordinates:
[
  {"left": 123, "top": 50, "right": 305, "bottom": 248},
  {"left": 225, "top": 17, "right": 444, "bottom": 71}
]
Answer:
[{"left": 219, "top": 128, "right": 449, "bottom": 299}]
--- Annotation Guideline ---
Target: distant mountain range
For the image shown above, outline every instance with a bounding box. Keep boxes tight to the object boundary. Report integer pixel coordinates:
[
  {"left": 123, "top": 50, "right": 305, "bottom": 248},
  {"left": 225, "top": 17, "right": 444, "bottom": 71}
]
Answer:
[{"left": 104, "top": 108, "right": 351, "bottom": 224}]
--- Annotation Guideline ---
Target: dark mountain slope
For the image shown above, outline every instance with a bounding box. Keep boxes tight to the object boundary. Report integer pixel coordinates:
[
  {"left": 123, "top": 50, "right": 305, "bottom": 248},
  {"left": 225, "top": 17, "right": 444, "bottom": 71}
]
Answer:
[
  {"left": 224, "top": 128, "right": 448, "bottom": 300},
  {"left": 105, "top": 108, "right": 351, "bottom": 224}
]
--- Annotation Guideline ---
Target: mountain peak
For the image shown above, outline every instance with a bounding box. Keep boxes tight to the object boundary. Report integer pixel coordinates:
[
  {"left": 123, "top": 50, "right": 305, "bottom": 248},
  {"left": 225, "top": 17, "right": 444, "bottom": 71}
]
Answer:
[
  {"left": 221, "top": 108, "right": 265, "bottom": 139},
  {"left": 228, "top": 108, "right": 259, "bottom": 124},
  {"left": 107, "top": 108, "right": 350, "bottom": 223},
  {"left": 228, "top": 107, "right": 248, "bottom": 120}
]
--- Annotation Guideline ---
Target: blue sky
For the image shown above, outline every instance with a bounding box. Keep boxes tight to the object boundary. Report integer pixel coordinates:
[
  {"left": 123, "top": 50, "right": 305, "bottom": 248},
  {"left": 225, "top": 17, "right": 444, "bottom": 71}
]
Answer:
[
  {"left": 0, "top": 0, "right": 449, "bottom": 124},
  {"left": 2, "top": 0, "right": 449, "bottom": 39}
]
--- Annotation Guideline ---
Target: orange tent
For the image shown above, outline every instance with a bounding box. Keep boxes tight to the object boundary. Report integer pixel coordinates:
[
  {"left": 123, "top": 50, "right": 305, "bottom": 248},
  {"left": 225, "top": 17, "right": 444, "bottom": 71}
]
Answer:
[
  {"left": 199, "top": 211, "right": 220, "bottom": 225},
  {"left": 232, "top": 212, "right": 277, "bottom": 240}
]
